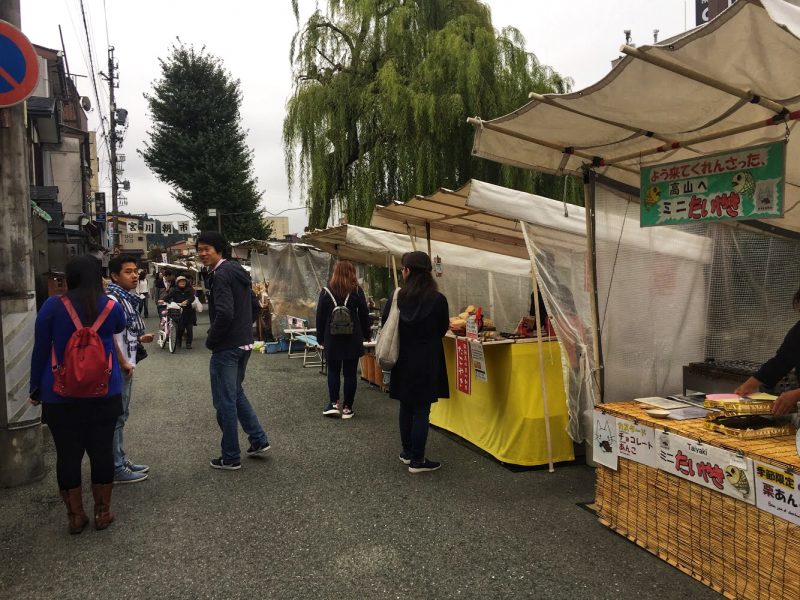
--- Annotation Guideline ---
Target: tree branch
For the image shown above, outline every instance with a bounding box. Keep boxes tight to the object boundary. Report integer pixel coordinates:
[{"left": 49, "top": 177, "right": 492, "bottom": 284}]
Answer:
[{"left": 310, "top": 20, "right": 355, "bottom": 56}]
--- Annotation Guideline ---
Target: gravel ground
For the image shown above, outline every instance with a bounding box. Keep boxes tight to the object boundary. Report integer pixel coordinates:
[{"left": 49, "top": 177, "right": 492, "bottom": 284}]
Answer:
[{"left": 0, "top": 313, "right": 721, "bottom": 599}]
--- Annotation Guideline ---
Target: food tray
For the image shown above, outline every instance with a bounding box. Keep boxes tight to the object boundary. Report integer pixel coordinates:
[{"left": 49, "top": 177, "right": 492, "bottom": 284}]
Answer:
[{"left": 703, "top": 398, "right": 774, "bottom": 415}]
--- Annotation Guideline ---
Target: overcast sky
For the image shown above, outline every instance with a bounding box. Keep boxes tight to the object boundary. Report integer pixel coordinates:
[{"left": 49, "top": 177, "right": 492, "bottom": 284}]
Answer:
[{"left": 20, "top": 0, "right": 693, "bottom": 233}]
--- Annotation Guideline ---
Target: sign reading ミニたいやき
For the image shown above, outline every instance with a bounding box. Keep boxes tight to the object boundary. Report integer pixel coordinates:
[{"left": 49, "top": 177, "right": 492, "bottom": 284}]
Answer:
[
  {"left": 640, "top": 142, "right": 785, "bottom": 227},
  {"left": 656, "top": 431, "right": 756, "bottom": 505}
]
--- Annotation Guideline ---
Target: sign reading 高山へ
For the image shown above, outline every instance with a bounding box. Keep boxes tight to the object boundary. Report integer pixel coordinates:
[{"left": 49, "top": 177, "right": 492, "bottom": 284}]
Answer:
[{"left": 640, "top": 142, "right": 785, "bottom": 227}]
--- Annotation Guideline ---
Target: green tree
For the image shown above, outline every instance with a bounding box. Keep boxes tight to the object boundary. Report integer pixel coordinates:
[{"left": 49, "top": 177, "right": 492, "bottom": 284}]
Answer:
[
  {"left": 284, "top": 0, "right": 579, "bottom": 229},
  {"left": 141, "top": 44, "right": 270, "bottom": 241}
]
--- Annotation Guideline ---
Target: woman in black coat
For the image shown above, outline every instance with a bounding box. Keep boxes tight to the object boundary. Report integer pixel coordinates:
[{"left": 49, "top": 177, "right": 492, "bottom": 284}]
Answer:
[
  {"left": 381, "top": 251, "right": 449, "bottom": 473},
  {"left": 316, "top": 260, "right": 371, "bottom": 419}
]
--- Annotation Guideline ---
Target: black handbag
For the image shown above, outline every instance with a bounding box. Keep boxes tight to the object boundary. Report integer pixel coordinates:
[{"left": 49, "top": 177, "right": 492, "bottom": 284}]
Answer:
[{"left": 135, "top": 342, "right": 148, "bottom": 363}]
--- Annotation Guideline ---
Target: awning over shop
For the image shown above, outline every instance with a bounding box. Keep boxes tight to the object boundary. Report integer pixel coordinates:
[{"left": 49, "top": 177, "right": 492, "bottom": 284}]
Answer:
[
  {"left": 303, "top": 223, "right": 531, "bottom": 277},
  {"left": 369, "top": 182, "right": 529, "bottom": 259},
  {"left": 469, "top": 0, "right": 800, "bottom": 236}
]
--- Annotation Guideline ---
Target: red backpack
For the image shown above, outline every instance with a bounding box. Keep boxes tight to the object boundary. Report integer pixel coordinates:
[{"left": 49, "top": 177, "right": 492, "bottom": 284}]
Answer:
[{"left": 51, "top": 296, "right": 115, "bottom": 398}]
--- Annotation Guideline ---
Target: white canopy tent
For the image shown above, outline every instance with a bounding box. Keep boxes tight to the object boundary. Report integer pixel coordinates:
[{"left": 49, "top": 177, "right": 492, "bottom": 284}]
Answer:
[
  {"left": 303, "top": 224, "right": 531, "bottom": 333},
  {"left": 468, "top": 0, "right": 800, "bottom": 415},
  {"left": 470, "top": 0, "right": 800, "bottom": 237}
]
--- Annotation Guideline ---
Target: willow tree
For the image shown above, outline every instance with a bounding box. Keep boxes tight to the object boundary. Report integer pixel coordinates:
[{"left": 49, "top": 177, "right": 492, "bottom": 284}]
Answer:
[
  {"left": 141, "top": 44, "right": 269, "bottom": 241},
  {"left": 284, "top": 0, "right": 576, "bottom": 228}
]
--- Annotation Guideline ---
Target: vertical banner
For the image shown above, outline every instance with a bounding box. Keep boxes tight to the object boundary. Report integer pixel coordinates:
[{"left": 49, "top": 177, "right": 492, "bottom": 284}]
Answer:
[
  {"left": 592, "top": 409, "right": 618, "bottom": 470},
  {"left": 615, "top": 418, "right": 656, "bottom": 467},
  {"left": 470, "top": 341, "right": 487, "bottom": 382},
  {"left": 455, "top": 337, "right": 471, "bottom": 395},
  {"left": 94, "top": 192, "right": 106, "bottom": 222},
  {"left": 656, "top": 432, "right": 756, "bottom": 505},
  {"left": 754, "top": 461, "right": 800, "bottom": 526},
  {"left": 142, "top": 221, "right": 156, "bottom": 234}
]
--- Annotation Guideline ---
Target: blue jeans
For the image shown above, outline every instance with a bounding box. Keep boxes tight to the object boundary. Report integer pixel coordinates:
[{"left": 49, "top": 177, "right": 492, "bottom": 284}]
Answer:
[
  {"left": 399, "top": 400, "right": 432, "bottom": 462},
  {"left": 210, "top": 348, "right": 268, "bottom": 461},
  {"left": 113, "top": 374, "right": 133, "bottom": 471},
  {"left": 327, "top": 358, "right": 358, "bottom": 408}
]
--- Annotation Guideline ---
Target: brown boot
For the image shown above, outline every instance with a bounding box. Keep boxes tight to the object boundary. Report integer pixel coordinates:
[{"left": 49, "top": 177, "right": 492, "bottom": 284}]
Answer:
[
  {"left": 91, "top": 483, "right": 115, "bottom": 530},
  {"left": 59, "top": 487, "right": 89, "bottom": 534}
]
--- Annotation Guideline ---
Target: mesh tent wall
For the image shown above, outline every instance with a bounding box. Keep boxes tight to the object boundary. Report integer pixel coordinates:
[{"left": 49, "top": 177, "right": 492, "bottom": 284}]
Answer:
[
  {"left": 249, "top": 243, "right": 335, "bottom": 338},
  {"left": 468, "top": 180, "right": 713, "bottom": 442}
]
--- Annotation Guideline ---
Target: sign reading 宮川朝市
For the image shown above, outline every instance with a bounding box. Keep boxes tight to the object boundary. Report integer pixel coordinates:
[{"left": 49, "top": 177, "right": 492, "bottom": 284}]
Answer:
[{"left": 640, "top": 142, "right": 786, "bottom": 227}]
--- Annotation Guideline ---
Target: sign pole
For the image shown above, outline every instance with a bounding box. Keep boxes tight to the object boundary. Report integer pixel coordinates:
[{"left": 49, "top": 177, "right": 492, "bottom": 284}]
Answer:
[{"left": 0, "top": 4, "right": 46, "bottom": 486}]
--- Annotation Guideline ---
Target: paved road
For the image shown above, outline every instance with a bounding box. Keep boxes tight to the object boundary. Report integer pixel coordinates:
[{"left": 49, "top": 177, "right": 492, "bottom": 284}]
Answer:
[{"left": 0, "top": 314, "right": 721, "bottom": 599}]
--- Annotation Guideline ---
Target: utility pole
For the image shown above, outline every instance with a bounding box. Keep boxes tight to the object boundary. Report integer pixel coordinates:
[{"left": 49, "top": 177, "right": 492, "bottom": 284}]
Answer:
[
  {"left": 0, "top": 0, "right": 45, "bottom": 486},
  {"left": 106, "top": 46, "right": 119, "bottom": 250}
]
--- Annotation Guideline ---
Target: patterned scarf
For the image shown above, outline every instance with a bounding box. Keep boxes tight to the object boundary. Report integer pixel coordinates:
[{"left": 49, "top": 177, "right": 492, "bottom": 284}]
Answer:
[{"left": 107, "top": 282, "right": 145, "bottom": 357}]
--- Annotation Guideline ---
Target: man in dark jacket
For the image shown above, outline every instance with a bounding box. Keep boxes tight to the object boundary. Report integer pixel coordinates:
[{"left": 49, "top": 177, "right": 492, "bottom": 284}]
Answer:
[{"left": 196, "top": 231, "right": 270, "bottom": 471}]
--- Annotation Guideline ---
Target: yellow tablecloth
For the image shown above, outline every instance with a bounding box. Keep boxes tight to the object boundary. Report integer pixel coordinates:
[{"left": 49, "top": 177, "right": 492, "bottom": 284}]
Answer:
[{"left": 431, "top": 337, "right": 574, "bottom": 466}]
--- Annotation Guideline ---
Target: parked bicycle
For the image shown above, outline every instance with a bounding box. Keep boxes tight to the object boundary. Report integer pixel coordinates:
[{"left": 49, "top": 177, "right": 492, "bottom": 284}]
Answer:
[{"left": 157, "top": 302, "right": 183, "bottom": 354}]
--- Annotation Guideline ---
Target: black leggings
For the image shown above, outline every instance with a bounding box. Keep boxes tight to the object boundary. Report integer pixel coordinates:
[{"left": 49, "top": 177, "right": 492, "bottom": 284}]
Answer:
[
  {"left": 399, "top": 400, "right": 432, "bottom": 462},
  {"left": 43, "top": 398, "right": 121, "bottom": 490},
  {"left": 327, "top": 358, "right": 358, "bottom": 408}
]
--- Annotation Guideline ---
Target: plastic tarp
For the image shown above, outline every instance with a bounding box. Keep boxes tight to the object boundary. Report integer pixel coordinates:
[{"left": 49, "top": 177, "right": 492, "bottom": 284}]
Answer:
[
  {"left": 467, "top": 180, "right": 712, "bottom": 442},
  {"left": 303, "top": 224, "right": 532, "bottom": 332},
  {"left": 249, "top": 243, "right": 334, "bottom": 338},
  {"left": 470, "top": 0, "right": 800, "bottom": 237}
]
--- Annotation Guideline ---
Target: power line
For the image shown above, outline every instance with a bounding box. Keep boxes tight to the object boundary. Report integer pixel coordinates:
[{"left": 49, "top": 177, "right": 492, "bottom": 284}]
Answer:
[{"left": 77, "top": 0, "right": 111, "bottom": 166}]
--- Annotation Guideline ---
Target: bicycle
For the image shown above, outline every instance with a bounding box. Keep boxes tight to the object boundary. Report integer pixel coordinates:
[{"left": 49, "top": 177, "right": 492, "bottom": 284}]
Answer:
[{"left": 157, "top": 302, "right": 183, "bottom": 354}]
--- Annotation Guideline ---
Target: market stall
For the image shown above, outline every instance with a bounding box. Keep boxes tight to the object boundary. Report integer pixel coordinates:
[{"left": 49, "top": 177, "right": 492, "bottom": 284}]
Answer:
[
  {"left": 465, "top": 1, "right": 800, "bottom": 596},
  {"left": 369, "top": 187, "right": 578, "bottom": 467}
]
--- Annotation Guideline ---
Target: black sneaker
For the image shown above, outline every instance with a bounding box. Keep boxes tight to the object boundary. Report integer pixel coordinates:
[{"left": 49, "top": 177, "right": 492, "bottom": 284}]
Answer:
[
  {"left": 210, "top": 457, "right": 241, "bottom": 470},
  {"left": 322, "top": 403, "right": 340, "bottom": 417},
  {"left": 409, "top": 459, "right": 441, "bottom": 473},
  {"left": 399, "top": 451, "right": 412, "bottom": 465},
  {"left": 246, "top": 441, "right": 271, "bottom": 457}
]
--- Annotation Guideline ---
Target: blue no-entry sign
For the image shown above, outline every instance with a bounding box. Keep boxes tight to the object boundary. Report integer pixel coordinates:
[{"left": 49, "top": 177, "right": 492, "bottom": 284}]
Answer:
[{"left": 0, "top": 20, "right": 39, "bottom": 108}]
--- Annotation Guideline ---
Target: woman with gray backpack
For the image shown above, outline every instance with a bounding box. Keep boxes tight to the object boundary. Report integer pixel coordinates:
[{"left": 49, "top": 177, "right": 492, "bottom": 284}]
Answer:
[{"left": 315, "top": 260, "right": 371, "bottom": 419}]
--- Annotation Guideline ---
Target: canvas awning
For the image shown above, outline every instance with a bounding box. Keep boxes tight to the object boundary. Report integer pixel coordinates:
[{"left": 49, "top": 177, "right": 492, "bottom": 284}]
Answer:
[
  {"left": 303, "top": 224, "right": 531, "bottom": 277},
  {"left": 369, "top": 182, "right": 529, "bottom": 259},
  {"left": 469, "top": 0, "right": 800, "bottom": 236}
]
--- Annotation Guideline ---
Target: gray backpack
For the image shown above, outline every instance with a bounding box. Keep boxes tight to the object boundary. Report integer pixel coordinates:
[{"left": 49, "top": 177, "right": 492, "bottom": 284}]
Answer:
[{"left": 324, "top": 287, "right": 354, "bottom": 336}]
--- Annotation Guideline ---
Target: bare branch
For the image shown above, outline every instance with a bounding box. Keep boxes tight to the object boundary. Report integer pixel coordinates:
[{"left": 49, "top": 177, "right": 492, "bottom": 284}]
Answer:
[{"left": 310, "top": 19, "right": 355, "bottom": 56}]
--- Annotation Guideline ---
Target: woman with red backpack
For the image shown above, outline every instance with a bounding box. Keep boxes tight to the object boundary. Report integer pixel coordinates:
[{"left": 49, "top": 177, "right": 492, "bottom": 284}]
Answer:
[
  {"left": 315, "top": 260, "right": 371, "bottom": 419},
  {"left": 29, "top": 255, "right": 128, "bottom": 534}
]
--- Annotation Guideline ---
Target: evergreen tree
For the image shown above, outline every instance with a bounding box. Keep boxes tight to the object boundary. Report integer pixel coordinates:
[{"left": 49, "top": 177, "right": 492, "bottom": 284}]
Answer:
[
  {"left": 141, "top": 44, "right": 269, "bottom": 241},
  {"left": 284, "top": 0, "right": 579, "bottom": 229}
]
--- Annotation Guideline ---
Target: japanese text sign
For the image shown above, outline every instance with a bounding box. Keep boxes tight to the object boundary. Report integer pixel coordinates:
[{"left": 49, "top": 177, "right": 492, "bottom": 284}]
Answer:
[
  {"left": 592, "top": 409, "right": 619, "bottom": 470},
  {"left": 615, "top": 418, "right": 656, "bottom": 467},
  {"left": 656, "top": 432, "right": 755, "bottom": 505},
  {"left": 160, "top": 222, "right": 173, "bottom": 234},
  {"left": 470, "top": 341, "right": 487, "bottom": 382},
  {"left": 455, "top": 337, "right": 471, "bottom": 395},
  {"left": 754, "top": 461, "right": 800, "bottom": 526},
  {"left": 640, "top": 142, "right": 785, "bottom": 227}
]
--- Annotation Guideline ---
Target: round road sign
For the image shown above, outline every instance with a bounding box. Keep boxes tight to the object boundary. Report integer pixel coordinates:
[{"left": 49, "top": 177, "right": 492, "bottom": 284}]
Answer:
[{"left": 0, "top": 19, "right": 39, "bottom": 108}]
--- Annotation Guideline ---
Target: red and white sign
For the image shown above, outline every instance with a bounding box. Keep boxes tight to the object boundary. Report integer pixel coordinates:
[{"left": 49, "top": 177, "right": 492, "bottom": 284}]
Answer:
[
  {"left": 0, "top": 20, "right": 40, "bottom": 108},
  {"left": 455, "top": 337, "right": 471, "bottom": 395}
]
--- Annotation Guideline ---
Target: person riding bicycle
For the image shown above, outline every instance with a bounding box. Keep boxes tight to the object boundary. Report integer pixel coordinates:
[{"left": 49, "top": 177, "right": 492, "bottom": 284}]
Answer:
[{"left": 162, "top": 276, "right": 196, "bottom": 350}]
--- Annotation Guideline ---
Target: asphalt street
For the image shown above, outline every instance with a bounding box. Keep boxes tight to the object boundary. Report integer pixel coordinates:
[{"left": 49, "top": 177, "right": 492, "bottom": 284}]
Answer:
[{"left": 0, "top": 313, "right": 722, "bottom": 599}]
